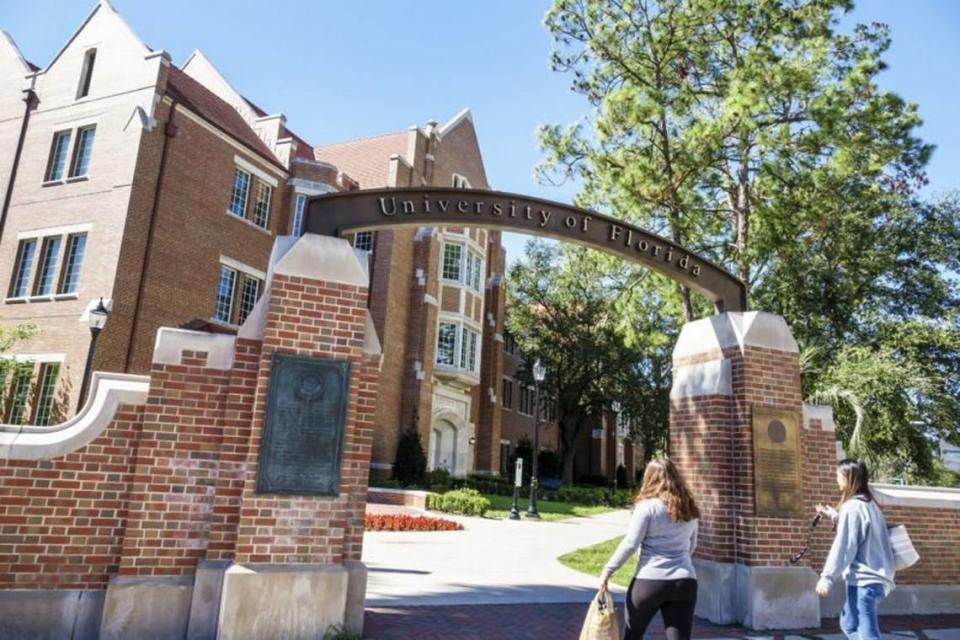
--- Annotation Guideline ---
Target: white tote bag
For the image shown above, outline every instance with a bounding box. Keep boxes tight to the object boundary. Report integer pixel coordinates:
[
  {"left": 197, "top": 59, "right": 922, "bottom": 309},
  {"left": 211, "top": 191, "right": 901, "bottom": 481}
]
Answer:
[{"left": 888, "top": 524, "right": 919, "bottom": 571}]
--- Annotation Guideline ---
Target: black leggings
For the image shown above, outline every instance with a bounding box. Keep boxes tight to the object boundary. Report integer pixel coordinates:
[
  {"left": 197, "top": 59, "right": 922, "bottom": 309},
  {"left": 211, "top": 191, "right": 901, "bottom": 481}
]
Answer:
[{"left": 624, "top": 577, "right": 698, "bottom": 640}]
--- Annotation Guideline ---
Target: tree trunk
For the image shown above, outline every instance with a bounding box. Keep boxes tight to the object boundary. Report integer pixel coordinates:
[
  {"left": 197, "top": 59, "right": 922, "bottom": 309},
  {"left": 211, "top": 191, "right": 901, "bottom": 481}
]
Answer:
[{"left": 560, "top": 445, "right": 576, "bottom": 487}]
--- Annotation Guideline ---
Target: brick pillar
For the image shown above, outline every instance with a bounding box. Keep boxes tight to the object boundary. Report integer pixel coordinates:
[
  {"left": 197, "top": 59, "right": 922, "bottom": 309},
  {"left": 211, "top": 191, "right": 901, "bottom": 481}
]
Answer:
[
  {"left": 669, "top": 312, "right": 834, "bottom": 630},
  {"left": 216, "top": 234, "right": 379, "bottom": 639}
]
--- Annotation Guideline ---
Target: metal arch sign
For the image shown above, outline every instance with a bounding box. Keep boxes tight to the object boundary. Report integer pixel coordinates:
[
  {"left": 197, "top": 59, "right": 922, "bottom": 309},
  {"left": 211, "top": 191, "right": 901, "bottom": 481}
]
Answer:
[{"left": 305, "top": 187, "right": 746, "bottom": 312}]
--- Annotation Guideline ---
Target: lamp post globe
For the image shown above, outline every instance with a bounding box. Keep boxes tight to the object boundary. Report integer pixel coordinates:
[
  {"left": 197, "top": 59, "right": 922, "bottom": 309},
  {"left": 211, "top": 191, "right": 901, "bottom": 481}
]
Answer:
[
  {"left": 77, "top": 298, "right": 109, "bottom": 412},
  {"left": 526, "top": 358, "right": 546, "bottom": 519}
]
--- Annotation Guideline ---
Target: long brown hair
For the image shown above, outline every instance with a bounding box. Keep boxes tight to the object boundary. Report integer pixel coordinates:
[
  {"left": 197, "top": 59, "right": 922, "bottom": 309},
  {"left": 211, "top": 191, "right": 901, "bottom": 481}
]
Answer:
[
  {"left": 837, "top": 458, "right": 875, "bottom": 508},
  {"left": 636, "top": 458, "right": 699, "bottom": 522}
]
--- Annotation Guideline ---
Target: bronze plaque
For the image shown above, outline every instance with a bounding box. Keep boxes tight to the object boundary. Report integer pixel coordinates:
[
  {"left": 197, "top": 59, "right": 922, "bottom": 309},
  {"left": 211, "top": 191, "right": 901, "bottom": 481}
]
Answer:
[
  {"left": 256, "top": 353, "right": 351, "bottom": 496},
  {"left": 752, "top": 406, "right": 804, "bottom": 517}
]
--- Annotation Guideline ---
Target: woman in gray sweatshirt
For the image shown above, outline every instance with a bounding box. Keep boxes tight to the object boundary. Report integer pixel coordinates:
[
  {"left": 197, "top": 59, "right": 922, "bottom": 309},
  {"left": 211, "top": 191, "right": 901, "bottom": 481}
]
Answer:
[
  {"left": 816, "top": 459, "right": 896, "bottom": 640},
  {"left": 600, "top": 459, "right": 699, "bottom": 640}
]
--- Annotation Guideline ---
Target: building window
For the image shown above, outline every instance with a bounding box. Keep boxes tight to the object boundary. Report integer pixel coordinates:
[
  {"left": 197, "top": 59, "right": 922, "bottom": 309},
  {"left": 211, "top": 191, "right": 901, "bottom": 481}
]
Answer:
[
  {"left": 466, "top": 250, "right": 484, "bottom": 291},
  {"left": 460, "top": 327, "right": 479, "bottom": 372},
  {"left": 58, "top": 233, "right": 86, "bottom": 295},
  {"left": 441, "top": 243, "right": 463, "bottom": 281},
  {"left": 353, "top": 231, "right": 374, "bottom": 252},
  {"left": 32, "top": 363, "right": 60, "bottom": 426},
  {"left": 518, "top": 385, "right": 533, "bottom": 416},
  {"left": 214, "top": 266, "right": 237, "bottom": 323},
  {"left": 4, "top": 365, "right": 32, "bottom": 424},
  {"left": 213, "top": 262, "right": 263, "bottom": 326},
  {"left": 229, "top": 168, "right": 251, "bottom": 217},
  {"left": 452, "top": 173, "right": 471, "bottom": 189},
  {"left": 45, "top": 131, "right": 72, "bottom": 182},
  {"left": 77, "top": 48, "right": 96, "bottom": 99},
  {"left": 68, "top": 126, "right": 96, "bottom": 178},
  {"left": 436, "top": 322, "right": 458, "bottom": 366},
  {"left": 292, "top": 194, "right": 307, "bottom": 236},
  {"left": 504, "top": 333, "right": 517, "bottom": 355},
  {"left": 237, "top": 274, "right": 260, "bottom": 324},
  {"left": 502, "top": 378, "right": 513, "bottom": 410},
  {"left": 33, "top": 237, "right": 62, "bottom": 296},
  {"left": 9, "top": 239, "right": 37, "bottom": 298},
  {"left": 252, "top": 180, "right": 272, "bottom": 229}
]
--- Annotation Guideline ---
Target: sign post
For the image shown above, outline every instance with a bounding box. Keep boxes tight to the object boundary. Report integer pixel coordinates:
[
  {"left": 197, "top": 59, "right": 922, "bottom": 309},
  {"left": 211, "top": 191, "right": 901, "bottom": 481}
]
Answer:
[{"left": 509, "top": 457, "right": 523, "bottom": 520}]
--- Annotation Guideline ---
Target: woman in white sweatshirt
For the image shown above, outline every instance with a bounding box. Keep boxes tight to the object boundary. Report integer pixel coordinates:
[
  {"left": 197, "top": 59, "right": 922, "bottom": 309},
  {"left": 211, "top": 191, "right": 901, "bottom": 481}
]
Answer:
[
  {"left": 815, "top": 458, "right": 896, "bottom": 640},
  {"left": 600, "top": 459, "right": 699, "bottom": 640}
]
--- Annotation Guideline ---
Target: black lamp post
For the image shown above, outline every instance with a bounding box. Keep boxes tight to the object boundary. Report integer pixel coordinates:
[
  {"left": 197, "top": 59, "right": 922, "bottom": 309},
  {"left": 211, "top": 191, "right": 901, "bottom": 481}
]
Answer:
[
  {"left": 526, "top": 358, "right": 546, "bottom": 519},
  {"left": 77, "top": 298, "right": 109, "bottom": 411},
  {"left": 611, "top": 400, "right": 622, "bottom": 490}
]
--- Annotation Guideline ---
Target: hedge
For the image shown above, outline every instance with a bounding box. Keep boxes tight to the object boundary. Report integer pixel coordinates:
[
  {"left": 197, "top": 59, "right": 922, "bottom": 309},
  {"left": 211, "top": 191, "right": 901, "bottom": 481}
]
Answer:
[{"left": 426, "top": 488, "right": 491, "bottom": 517}]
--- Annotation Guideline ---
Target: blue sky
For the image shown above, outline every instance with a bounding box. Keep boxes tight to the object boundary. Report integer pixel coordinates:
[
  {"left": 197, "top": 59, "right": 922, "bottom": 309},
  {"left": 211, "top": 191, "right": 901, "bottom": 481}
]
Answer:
[{"left": 3, "top": 0, "right": 957, "bottom": 261}]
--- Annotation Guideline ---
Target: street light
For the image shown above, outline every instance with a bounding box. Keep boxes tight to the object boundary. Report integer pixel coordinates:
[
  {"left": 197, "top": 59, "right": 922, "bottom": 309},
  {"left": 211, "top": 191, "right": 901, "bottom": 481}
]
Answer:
[
  {"left": 527, "top": 358, "right": 546, "bottom": 519},
  {"left": 611, "top": 400, "right": 622, "bottom": 489},
  {"left": 77, "top": 298, "right": 109, "bottom": 411}
]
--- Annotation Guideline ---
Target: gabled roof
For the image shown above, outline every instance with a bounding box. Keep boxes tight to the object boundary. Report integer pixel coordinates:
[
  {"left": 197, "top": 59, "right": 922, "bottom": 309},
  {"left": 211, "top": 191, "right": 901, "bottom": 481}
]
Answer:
[
  {"left": 313, "top": 131, "right": 408, "bottom": 188},
  {"left": 42, "top": 0, "right": 151, "bottom": 73},
  {"left": 0, "top": 30, "right": 38, "bottom": 76},
  {"left": 165, "top": 66, "right": 284, "bottom": 170}
]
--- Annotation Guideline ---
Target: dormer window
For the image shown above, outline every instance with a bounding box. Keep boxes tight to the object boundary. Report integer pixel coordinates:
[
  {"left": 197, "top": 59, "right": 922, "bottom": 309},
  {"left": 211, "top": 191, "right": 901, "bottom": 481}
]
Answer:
[
  {"left": 452, "top": 174, "right": 471, "bottom": 189},
  {"left": 77, "top": 49, "right": 97, "bottom": 99}
]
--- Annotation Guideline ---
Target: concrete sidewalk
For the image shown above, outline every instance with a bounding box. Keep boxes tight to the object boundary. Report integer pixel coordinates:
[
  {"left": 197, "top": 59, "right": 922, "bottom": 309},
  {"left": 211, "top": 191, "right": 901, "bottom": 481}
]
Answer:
[{"left": 362, "top": 508, "right": 632, "bottom": 606}]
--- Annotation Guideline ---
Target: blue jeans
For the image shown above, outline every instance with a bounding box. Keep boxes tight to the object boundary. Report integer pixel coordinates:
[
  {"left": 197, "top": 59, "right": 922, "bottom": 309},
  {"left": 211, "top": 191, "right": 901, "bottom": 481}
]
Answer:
[{"left": 840, "top": 583, "right": 885, "bottom": 640}]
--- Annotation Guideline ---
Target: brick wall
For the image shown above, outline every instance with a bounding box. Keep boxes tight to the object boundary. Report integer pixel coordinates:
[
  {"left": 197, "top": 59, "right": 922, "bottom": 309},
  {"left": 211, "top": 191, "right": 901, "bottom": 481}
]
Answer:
[
  {"left": 232, "top": 273, "right": 374, "bottom": 564},
  {"left": 0, "top": 405, "right": 144, "bottom": 589}
]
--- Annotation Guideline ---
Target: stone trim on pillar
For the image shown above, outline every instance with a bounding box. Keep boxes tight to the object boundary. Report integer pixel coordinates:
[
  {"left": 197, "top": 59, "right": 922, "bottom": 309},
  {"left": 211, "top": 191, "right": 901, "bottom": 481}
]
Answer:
[{"left": 670, "top": 312, "right": 831, "bottom": 630}]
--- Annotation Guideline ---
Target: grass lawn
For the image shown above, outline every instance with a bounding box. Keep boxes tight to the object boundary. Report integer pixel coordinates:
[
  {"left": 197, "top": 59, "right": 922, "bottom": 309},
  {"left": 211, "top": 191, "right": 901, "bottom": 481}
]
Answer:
[
  {"left": 558, "top": 535, "right": 634, "bottom": 587},
  {"left": 482, "top": 493, "right": 619, "bottom": 522}
]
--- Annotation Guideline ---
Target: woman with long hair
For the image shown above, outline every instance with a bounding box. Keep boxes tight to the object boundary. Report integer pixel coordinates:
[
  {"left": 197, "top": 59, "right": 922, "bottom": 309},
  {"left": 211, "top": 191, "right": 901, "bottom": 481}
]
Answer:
[
  {"left": 600, "top": 458, "right": 700, "bottom": 640},
  {"left": 816, "top": 458, "right": 896, "bottom": 640}
]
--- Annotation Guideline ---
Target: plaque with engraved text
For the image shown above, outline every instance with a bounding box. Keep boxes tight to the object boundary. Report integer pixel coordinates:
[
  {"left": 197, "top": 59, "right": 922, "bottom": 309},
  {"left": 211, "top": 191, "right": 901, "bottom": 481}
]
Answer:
[
  {"left": 256, "top": 354, "right": 351, "bottom": 496},
  {"left": 752, "top": 406, "right": 804, "bottom": 517}
]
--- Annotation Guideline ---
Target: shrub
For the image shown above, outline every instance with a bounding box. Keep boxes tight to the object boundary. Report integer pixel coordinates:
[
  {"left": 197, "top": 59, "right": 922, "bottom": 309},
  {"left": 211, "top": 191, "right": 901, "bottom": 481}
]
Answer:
[
  {"left": 392, "top": 424, "right": 427, "bottom": 486},
  {"left": 364, "top": 513, "right": 463, "bottom": 532},
  {"left": 616, "top": 464, "right": 629, "bottom": 488},
  {"left": 425, "top": 467, "right": 453, "bottom": 491},
  {"left": 427, "top": 488, "right": 491, "bottom": 517}
]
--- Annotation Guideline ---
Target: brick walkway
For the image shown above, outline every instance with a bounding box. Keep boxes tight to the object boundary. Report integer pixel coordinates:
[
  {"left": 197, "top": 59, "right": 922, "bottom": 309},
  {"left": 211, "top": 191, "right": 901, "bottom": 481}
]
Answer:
[{"left": 364, "top": 604, "right": 960, "bottom": 639}]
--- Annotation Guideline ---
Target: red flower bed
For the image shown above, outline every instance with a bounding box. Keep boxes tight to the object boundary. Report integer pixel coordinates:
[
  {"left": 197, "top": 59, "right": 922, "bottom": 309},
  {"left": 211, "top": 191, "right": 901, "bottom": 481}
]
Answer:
[{"left": 365, "top": 513, "right": 463, "bottom": 532}]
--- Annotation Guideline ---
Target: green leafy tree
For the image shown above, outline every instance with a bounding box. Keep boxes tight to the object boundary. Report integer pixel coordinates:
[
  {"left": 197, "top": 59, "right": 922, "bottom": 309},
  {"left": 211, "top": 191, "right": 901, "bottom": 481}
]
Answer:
[
  {"left": 507, "top": 241, "right": 667, "bottom": 485},
  {"left": 540, "top": 0, "right": 959, "bottom": 481},
  {"left": 0, "top": 323, "right": 38, "bottom": 423}
]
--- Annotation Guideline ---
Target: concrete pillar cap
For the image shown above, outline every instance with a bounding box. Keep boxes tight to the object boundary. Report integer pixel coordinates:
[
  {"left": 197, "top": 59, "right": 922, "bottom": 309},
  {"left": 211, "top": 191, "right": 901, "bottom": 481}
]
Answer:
[{"left": 673, "top": 311, "right": 798, "bottom": 360}]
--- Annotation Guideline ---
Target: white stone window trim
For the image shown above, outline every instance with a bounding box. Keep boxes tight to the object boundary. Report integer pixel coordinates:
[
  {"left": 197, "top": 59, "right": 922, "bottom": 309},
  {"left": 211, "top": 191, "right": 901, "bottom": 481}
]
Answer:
[
  {"left": 0, "top": 352, "right": 66, "bottom": 364},
  {"left": 234, "top": 155, "right": 278, "bottom": 188},
  {"left": 17, "top": 223, "right": 92, "bottom": 241},
  {"left": 435, "top": 314, "right": 483, "bottom": 375},
  {"left": 224, "top": 208, "right": 273, "bottom": 236},
  {"left": 219, "top": 256, "right": 266, "bottom": 281}
]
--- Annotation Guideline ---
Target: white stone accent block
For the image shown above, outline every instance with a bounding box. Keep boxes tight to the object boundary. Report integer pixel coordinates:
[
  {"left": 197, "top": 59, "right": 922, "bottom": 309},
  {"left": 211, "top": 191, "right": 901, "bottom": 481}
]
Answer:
[
  {"left": 273, "top": 233, "right": 368, "bottom": 287},
  {"left": 803, "top": 403, "right": 836, "bottom": 432},
  {"left": 671, "top": 359, "right": 732, "bottom": 398},
  {"left": 153, "top": 327, "right": 236, "bottom": 369},
  {"left": 674, "top": 312, "right": 799, "bottom": 360},
  {"left": 0, "top": 372, "right": 149, "bottom": 460}
]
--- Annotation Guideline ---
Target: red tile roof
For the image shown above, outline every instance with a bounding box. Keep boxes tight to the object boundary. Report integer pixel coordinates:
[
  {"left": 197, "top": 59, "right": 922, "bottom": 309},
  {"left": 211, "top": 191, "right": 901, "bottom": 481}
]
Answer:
[
  {"left": 313, "top": 131, "right": 408, "bottom": 188},
  {"left": 165, "top": 67, "right": 284, "bottom": 170}
]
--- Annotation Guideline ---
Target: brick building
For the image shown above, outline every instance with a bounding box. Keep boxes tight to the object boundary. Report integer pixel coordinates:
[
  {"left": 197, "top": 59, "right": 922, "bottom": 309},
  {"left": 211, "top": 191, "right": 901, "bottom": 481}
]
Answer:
[{"left": 0, "top": 0, "right": 636, "bottom": 483}]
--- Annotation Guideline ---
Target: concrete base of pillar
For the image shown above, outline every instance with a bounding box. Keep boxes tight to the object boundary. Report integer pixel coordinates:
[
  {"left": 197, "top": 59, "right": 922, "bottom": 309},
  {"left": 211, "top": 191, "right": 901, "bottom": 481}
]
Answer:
[
  {"left": 344, "top": 560, "right": 368, "bottom": 634},
  {"left": 100, "top": 575, "right": 194, "bottom": 640},
  {"left": 217, "top": 563, "right": 348, "bottom": 640},
  {"left": 0, "top": 589, "right": 104, "bottom": 640},
  {"left": 186, "top": 559, "right": 232, "bottom": 640},
  {"left": 694, "top": 559, "right": 821, "bottom": 630}
]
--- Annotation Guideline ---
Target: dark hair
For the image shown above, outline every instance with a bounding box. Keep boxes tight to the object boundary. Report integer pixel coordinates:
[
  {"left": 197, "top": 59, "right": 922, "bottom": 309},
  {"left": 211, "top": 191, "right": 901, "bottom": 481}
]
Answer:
[{"left": 837, "top": 458, "right": 874, "bottom": 507}]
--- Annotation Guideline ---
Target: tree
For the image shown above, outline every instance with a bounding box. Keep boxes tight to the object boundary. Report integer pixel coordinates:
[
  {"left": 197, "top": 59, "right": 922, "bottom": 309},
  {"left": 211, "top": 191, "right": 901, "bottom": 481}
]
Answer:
[
  {"left": 507, "top": 240, "right": 667, "bottom": 485},
  {"left": 392, "top": 412, "right": 427, "bottom": 487},
  {"left": 0, "top": 323, "right": 38, "bottom": 422},
  {"left": 540, "top": 0, "right": 960, "bottom": 481}
]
